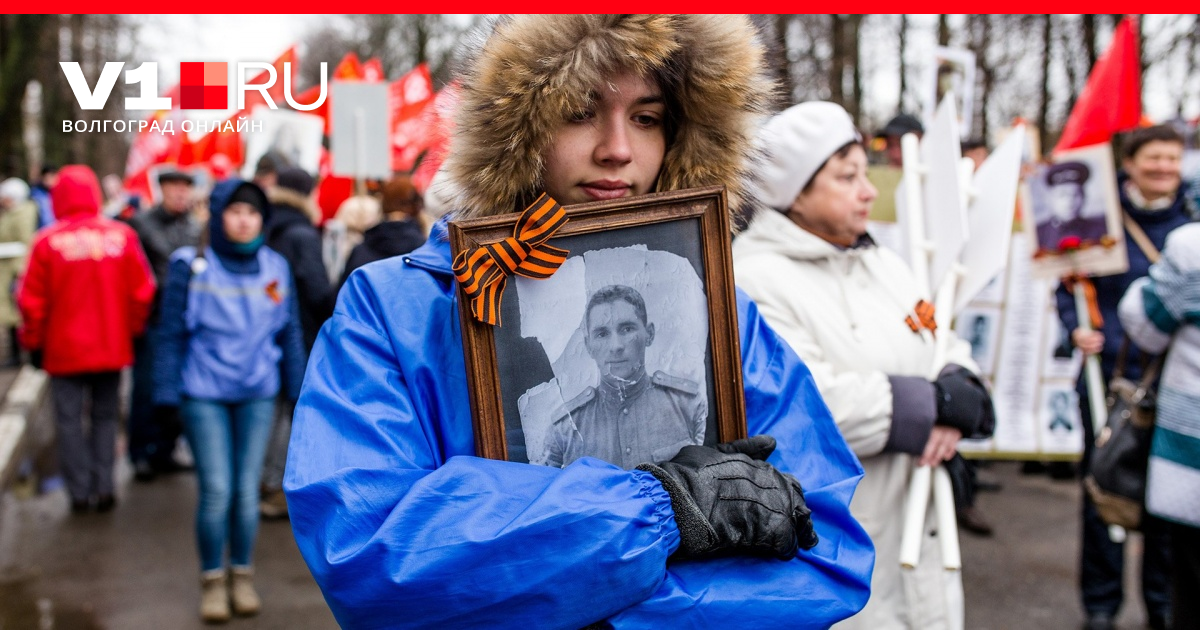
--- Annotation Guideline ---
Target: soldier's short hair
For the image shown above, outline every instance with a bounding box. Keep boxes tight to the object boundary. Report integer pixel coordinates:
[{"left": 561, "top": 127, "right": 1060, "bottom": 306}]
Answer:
[{"left": 586, "top": 285, "right": 649, "bottom": 330}]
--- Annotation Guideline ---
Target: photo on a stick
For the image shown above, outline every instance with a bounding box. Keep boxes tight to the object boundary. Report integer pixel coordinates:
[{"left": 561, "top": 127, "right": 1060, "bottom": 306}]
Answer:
[{"left": 1024, "top": 143, "right": 1128, "bottom": 279}]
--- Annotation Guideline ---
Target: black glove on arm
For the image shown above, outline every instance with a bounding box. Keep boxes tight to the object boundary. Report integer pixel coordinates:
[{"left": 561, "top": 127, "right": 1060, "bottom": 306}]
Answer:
[
  {"left": 932, "top": 365, "right": 994, "bottom": 438},
  {"left": 636, "top": 435, "right": 818, "bottom": 560}
]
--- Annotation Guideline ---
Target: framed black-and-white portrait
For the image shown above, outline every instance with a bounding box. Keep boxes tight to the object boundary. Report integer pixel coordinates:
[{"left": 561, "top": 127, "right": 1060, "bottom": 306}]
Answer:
[
  {"left": 1025, "top": 143, "right": 1128, "bottom": 279},
  {"left": 954, "top": 305, "right": 1001, "bottom": 378},
  {"left": 449, "top": 187, "right": 746, "bottom": 469}
]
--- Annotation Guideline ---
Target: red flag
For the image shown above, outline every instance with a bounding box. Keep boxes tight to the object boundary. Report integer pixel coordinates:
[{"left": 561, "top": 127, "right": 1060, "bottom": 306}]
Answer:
[
  {"left": 1053, "top": 17, "right": 1141, "bottom": 154},
  {"left": 390, "top": 64, "right": 436, "bottom": 172},
  {"left": 410, "top": 82, "right": 460, "bottom": 193},
  {"left": 333, "top": 52, "right": 364, "bottom": 81},
  {"left": 240, "top": 46, "right": 298, "bottom": 113},
  {"left": 362, "top": 58, "right": 384, "bottom": 82}
]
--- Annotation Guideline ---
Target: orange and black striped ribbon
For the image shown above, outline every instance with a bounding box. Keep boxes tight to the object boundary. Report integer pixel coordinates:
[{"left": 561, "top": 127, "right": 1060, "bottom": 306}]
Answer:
[
  {"left": 1061, "top": 274, "right": 1104, "bottom": 329},
  {"left": 452, "top": 193, "right": 570, "bottom": 326},
  {"left": 905, "top": 299, "right": 938, "bottom": 335}
]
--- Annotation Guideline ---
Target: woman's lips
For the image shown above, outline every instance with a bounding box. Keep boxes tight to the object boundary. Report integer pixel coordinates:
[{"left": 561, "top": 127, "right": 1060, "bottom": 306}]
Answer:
[{"left": 580, "top": 181, "right": 631, "bottom": 200}]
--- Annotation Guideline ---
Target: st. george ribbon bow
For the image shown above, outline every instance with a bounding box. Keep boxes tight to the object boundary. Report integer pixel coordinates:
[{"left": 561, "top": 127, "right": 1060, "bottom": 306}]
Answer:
[
  {"left": 453, "top": 193, "right": 570, "bottom": 326},
  {"left": 905, "top": 299, "right": 938, "bottom": 336}
]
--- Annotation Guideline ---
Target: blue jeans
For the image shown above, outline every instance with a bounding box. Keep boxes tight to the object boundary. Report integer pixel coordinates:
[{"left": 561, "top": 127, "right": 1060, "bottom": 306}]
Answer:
[{"left": 182, "top": 397, "right": 275, "bottom": 572}]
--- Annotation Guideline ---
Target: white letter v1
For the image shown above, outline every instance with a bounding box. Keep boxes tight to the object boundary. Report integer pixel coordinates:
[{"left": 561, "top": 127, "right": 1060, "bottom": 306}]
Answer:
[{"left": 60, "top": 61, "right": 124, "bottom": 110}]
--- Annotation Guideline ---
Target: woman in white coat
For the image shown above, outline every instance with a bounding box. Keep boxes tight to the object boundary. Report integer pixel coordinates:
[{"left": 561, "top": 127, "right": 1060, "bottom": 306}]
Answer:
[{"left": 733, "top": 101, "right": 995, "bottom": 629}]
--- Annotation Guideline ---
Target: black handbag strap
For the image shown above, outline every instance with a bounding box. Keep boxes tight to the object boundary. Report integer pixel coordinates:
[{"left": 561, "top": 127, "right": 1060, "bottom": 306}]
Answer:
[{"left": 1112, "top": 336, "right": 1164, "bottom": 389}]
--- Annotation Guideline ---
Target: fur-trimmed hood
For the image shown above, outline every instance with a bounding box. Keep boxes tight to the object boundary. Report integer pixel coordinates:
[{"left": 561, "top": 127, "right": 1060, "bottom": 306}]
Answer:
[
  {"left": 267, "top": 186, "right": 320, "bottom": 225},
  {"left": 444, "top": 14, "right": 775, "bottom": 221}
]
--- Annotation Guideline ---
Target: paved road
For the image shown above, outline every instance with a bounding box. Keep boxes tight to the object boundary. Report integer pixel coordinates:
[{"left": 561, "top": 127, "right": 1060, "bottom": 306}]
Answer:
[{"left": 1, "top": 458, "right": 1157, "bottom": 629}]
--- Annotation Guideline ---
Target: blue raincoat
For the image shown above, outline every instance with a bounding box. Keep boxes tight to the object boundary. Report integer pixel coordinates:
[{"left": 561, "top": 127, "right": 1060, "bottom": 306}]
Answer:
[{"left": 285, "top": 219, "right": 874, "bottom": 629}]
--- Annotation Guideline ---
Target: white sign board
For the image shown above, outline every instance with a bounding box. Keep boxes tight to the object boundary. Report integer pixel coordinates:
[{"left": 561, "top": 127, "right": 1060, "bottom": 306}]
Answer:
[
  {"left": 331, "top": 82, "right": 392, "bottom": 180},
  {"left": 921, "top": 96, "right": 968, "bottom": 291},
  {"left": 924, "top": 46, "right": 976, "bottom": 139},
  {"left": 240, "top": 108, "right": 324, "bottom": 179},
  {"left": 954, "top": 125, "right": 1025, "bottom": 313},
  {"left": 958, "top": 235, "right": 1084, "bottom": 459}
]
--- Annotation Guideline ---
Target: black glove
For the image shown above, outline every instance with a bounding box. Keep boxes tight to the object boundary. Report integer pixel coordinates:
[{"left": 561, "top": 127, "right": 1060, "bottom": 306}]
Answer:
[
  {"left": 636, "top": 435, "right": 818, "bottom": 560},
  {"left": 933, "top": 366, "right": 993, "bottom": 437},
  {"left": 154, "top": 405, "right": 183, "bottom": 434}
]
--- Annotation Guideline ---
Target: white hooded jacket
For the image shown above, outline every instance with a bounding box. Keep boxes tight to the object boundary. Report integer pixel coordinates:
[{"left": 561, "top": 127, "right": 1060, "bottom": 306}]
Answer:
[{"left": 733, "top": 207, "right": 978, "bottom": 630}]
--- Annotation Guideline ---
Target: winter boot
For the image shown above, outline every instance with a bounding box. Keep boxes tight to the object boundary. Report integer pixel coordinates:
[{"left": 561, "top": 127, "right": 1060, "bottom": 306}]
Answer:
[
  {"left": 229, "top": 566, "right": 261, "bottom": 616},
  {"left": 199, "top": 570, "right": 230, "bottom": 623}
]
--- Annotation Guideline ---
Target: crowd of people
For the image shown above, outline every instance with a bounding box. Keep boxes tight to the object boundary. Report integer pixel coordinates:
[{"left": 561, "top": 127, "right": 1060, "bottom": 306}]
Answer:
[
  {"left": 3, "top": 158, "right": 431, "bottom": 622},
  {"left": 2, "top": 13, "right": 1197, "bottom": 630}
]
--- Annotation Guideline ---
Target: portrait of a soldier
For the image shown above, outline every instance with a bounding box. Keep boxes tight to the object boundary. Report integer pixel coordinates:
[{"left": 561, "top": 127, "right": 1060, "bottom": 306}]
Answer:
[
  {"left": 544, "top": 284, "right": 707, "bottom": 469},
  {"left": 1036, "top": 161, "right": 1108, "bottom": 249}
]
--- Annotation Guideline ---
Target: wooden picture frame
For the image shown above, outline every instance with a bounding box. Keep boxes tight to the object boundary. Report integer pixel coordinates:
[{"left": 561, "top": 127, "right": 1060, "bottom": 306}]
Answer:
[{"left": 449, "top": 186, "right": 747, "bottom": 468}]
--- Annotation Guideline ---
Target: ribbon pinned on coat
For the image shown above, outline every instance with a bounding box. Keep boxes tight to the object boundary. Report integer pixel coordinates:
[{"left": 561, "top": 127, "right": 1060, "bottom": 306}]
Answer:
[
  {"left": 905, "top": 299, "right": 938, "bottom": 336},
  {"left": 453, "top": 193, "right": 569, "bottom": 326}
]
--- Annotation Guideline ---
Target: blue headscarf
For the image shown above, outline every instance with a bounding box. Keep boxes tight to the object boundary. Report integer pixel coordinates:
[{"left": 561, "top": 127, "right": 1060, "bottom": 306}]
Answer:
[{"left": 207, "top": 179, "right": 270, "bottom": 274}]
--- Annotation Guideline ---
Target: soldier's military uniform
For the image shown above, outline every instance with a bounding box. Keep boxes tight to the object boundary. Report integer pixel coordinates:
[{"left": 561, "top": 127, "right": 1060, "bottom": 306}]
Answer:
[
  {"left": 544, "top": 369, "right": 707, "bottom": 470},
  {"left": 1036, "top": 215, "right": 1108, "bottom": 250}
]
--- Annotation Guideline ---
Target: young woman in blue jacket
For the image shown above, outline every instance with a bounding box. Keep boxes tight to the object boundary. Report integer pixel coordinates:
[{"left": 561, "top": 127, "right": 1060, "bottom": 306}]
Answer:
[
  {"left": 285, "top": 15, "right": 874, "bottom": 629},
  {"left": 154, "top": 179, "right": 306, "bottom": 623}
]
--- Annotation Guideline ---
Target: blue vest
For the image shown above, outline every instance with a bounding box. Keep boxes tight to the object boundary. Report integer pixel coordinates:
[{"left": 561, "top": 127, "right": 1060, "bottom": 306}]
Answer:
[{"left": 174, "top": 246, "right": 292, "bottom": 402}]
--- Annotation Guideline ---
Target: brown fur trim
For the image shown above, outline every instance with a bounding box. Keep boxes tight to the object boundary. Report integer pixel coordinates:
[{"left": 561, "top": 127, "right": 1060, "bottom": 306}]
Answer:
[
  {"left": 267, "top": 187, "right": 319, "bottom": 225},
  {"left": 444, "top": 15, "right": 775, "bottom": 223}
]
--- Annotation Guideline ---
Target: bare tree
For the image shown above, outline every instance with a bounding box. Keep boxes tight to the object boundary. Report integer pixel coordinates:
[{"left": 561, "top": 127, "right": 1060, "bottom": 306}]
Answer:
[
  {"left": 1039, "top": 14, "right": 1053, "bottom": 154},
  {"left": 0, "top": 15, "right": 52, "bottom": 177},
  {"left": 299, "top": 15, "right": 480, "bottom": 89}
]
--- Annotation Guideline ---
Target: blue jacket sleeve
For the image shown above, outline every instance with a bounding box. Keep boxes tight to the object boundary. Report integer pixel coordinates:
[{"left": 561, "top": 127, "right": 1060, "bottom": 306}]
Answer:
[
  {"left": 152, "top": 257, "right": 192, "bottom": 407},
  {"left": 284, "top": 274, "right": 681, "bottom": 630},
  {"left": 285, "top": 272, "right": 871, "bottom": 629},
  {"left": 275, "top": 279, "right": 307, "bottom": 402},
  {"left": 607, "top": 291, "right": 873, "bottom": 628}
]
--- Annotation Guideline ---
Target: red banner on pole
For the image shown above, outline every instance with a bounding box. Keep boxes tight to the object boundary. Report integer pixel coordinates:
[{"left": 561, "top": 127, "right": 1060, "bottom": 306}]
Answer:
[{"left": 1053, "top": 17, "right": 1141, "bottom": 154}]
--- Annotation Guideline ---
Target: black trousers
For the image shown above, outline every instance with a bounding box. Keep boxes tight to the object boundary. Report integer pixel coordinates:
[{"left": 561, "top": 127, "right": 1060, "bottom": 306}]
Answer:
[
  {"left": 127, "top": 330, "right": 181, "bottom": 466},
  {"left": 1078, "top": 391, "right": 1172, "bottom": 619},
  {"left": 1172, "top": 522, "right": 1200, "bottom": 630}
]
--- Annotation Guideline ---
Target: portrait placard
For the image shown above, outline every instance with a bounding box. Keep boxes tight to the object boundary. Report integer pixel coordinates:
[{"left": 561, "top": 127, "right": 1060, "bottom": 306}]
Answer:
[
  {"left": 923, "top": 46, "right": 976, "bottom": 139},
  {"left": 449, "top": 187, "right": 747, "bottom": 468},
  {"left": 1024, "top": 143, "right": 1128, "bottom": 279}
]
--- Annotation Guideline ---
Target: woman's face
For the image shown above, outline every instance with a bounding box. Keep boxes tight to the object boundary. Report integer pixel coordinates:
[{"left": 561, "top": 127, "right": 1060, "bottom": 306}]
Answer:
[
  {"left": 1123, "top": 139, "right": 1183, "bottom": 201},
  {"left": 788, "top": 145, "right": 877, "bottom": 247},
  {"left": 223, "top": 201, "right": 263, "bottom": 244},
  {"left": 542, "top": 70, "right": 666, "bottom": 205}
]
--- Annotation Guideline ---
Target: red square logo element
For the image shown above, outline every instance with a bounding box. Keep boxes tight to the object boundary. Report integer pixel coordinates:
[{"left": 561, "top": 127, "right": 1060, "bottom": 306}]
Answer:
[
  {"left": 179, "top": 85, "right": 206, "bottom": 110},
  {"left": 179, "top": 61, "right": 227, "bottom": 110}
]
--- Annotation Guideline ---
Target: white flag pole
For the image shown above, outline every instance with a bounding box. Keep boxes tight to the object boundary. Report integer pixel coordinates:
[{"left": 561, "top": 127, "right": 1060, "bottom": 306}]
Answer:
[{"left": 898, "top": 129, "right": 940, "bottom": 570}]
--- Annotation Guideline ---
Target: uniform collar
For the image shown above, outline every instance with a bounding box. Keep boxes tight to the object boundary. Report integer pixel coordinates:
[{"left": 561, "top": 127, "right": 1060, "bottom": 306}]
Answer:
[{"left": 598, "top": 369, "right": 650, "bottom": 404}]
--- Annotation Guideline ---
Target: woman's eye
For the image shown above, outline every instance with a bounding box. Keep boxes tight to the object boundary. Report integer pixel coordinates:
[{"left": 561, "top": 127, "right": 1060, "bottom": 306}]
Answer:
[
  {"left": 569, "top": 110, "right": 595, "bottom": 123},
  {"left": 633, "top": 113, "right": 662, "bottom": 127}
]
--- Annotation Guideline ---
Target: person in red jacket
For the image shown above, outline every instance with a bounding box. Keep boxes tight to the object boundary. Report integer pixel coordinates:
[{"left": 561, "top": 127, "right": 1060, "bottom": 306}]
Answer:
[{"left": 18, "top": 165, "right": 156, "bottom": 513}]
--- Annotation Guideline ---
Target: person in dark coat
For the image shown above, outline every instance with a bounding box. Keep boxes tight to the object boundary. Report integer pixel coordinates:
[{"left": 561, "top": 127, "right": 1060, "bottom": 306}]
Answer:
[
  {"left": 339, "top": 175, "right": 427, "bottom": 286},
  {"left": 260, "top": 167, "right": 335, "bottom": 518},
  {"left": 1056, "top": 124, "right": 1195, "bottom": 630},
  {"left": 126, "top": 168, "right": 200, "bottom": 480},
  {"left": 264, "top": 167, "right": 335, "bottom": 351}
]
